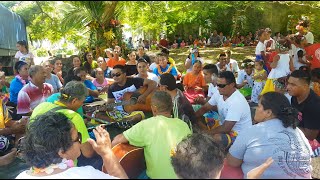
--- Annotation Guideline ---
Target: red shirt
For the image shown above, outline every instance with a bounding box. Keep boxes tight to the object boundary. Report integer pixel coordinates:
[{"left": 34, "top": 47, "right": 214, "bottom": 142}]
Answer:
[{"left": 159, "top": 39, "right": 169, "bottom": 48}]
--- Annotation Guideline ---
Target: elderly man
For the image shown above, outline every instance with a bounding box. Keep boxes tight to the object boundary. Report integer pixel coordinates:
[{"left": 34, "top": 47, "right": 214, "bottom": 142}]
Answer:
[
  {"left": 209, "top": 30, "right": 221, "bottom": 47},
  {"left": 17, "top": 65, "right": 53, "bottom": 116}
]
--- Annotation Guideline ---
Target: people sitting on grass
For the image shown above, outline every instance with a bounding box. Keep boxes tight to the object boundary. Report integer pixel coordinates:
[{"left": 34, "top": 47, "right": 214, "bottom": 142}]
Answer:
[
  {"left": 224, "top": 50, "right": 240, "bottom": 76},
  {"left": 227, "top": 92, "right": 312, "bottom": 179},
  {"left": 250, "top": 61, "right": 267, "bottom": 104},
  {"left": 195, "top": 71, "right": 252, "bottom": 148},
  {"left": 216, "top": 53, "right": 231, "bottom": 73},
  {"left": 17, "top": 65, "right": 54, "bottom": 117},
  {"left": 51, "top": 58, "right": 66, "bottom": 85},
  {"left": 153, "top": 52, "right": 178, "bottom": 80},
  {"left": 136, "top": 45, "right": 151, "bottom": 65},
  {"left": 125, "top": 51, "right": 138, "bottom": 76},
  {"left": 16, "top": 112, "right": 128, "bottom": 179},
  {"left": 183, "top": 60, "right": 206, "bottom": 104},
  {"left": 92, "top": 68, "right": 109, "bottom": 93},
  {"left": 112, "top": 91, "right": 192, "bottom": 179}
]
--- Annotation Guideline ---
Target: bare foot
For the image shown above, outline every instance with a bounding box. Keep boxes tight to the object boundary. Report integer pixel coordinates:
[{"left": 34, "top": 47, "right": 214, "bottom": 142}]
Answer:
[{"left": 0, "top": 148, "right": 17, "bottom": 166}]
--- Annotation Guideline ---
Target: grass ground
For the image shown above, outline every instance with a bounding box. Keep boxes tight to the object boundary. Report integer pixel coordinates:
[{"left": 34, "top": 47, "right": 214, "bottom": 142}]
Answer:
[{"left": 147, "top": 46, "right": 256, "bottom": 73}]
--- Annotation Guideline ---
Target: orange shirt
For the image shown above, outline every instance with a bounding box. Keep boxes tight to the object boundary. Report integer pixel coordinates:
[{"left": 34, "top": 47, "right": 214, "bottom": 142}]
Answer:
[
  {"left": 183, "top": 72, "right": 206, "bottom": 88},
  {"left": 107, "top": 57, "right": 126, "bottom": 68},
  {"left": 313, "top": 82, "right": 320, "bottom": 96}
]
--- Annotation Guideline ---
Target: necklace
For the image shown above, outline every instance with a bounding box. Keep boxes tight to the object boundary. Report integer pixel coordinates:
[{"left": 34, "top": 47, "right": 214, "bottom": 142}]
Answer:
[
  {"left": 157, "top": 64, "right": 173, "bottom": 75},
  {"left": 29, "top": 158, "right": 74, "bottom": 175}
]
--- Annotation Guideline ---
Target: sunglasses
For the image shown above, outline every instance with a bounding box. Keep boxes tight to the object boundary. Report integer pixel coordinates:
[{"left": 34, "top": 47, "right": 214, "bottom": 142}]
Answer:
[
  {"left": 217, "top": 83, "right": 230, "bottom": 88},
  {"left": 73, "top": 132, "right": 82, "bottom": 144},
  {"left": 111, "top": 73, "right": 122, "bottom": 77}
]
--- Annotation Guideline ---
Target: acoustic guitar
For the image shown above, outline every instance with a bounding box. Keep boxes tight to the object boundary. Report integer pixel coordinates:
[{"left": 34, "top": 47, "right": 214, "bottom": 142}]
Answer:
[
  {"left": 122, "top": 86, "right": 153, "bottom": 113},
  {"left": 84, "top": 86, "right": 153, "bottom": 113},
  {"left": 102, "top": 143, "right": 146, "bottom": 179}
]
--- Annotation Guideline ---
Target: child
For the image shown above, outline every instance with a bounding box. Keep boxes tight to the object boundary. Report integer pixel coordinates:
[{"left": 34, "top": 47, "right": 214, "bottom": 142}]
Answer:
[
  {"left": 251, "top": 61, "right": 267, "bottom": 104},
  {"left": 236, "top": 59, "right": 255, "bottom": 99},
  {"left": 264, "top": 28, "right": 276, "bottom": 71},
  {"left": 260, "top": 39, "right": 294, "bottom": 95},
  {"left": 92, "top": 68, "right": 109, "bottom": 93},
  {"left": 293, "top": 35, "right": 311, "bottom": 70},
  {"left": 255, "top": 29, "right": 268, "bottom": 71},
  {"left": 183, "top": 60, "right": 206, "bottom": 104}
]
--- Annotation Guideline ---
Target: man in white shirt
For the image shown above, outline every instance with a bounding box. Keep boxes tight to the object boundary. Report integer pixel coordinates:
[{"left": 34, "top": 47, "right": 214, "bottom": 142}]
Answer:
[
  {"left": 224, "top": 50, "right": 240, "bottom": 76},
  {"left": 195, "top": 71, "right": 252, "bottom": 148}
]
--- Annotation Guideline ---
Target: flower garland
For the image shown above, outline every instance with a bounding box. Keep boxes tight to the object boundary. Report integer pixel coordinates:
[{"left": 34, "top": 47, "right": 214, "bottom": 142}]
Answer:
[
  {"left": 157, "top": 64, "right": 173, "bottom": 75},
  {"left": 15, "top": 75, "right": 31, "bottom": 85},
  {"left": 28, "top": 158, "right": 74, "bottom": 175}
]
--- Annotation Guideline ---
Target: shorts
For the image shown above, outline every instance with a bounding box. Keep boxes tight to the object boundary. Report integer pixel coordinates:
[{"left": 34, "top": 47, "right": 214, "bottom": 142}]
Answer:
[{"left": 221, "top": 130, "right": 238, "bottom": 148}]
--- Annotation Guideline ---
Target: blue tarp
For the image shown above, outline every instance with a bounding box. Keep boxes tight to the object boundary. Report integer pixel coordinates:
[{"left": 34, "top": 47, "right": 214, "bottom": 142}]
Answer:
[{"left": 0, "top": 4, "right": 27, "bottom": 51}]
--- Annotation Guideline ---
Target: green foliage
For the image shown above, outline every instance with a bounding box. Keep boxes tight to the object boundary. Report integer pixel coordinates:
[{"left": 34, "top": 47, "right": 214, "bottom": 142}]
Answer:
[{"left": 36, "top": 47, "right": 48, "bottom": 57}]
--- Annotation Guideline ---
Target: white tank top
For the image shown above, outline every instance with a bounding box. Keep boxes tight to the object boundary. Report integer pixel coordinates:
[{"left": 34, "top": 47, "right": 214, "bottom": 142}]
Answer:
[{"left": 268, "top": 53, "right": 291, "bottom": 79}]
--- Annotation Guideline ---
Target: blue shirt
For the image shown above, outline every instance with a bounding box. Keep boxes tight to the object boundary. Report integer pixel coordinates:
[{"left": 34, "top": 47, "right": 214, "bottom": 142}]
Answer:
[
  {"left": 9, "top": 77, "right": 28, "bottom": 105},
  {"left": 104, "top": 68, "right": 112, "bottom": 78},
  {"left": 84, "top": 80, "right": 97, "bottom": 103},
  {"left": 46, "top": 93, "right": 84, "bottom": 117},
  {"left": 153, "top": 64, "right": 178, "bottom": 77}
]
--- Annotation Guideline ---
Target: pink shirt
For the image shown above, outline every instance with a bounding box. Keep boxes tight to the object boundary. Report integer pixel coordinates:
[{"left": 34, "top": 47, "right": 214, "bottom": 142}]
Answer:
[
  {"left": 17, "top": 82, "right": 53, "bottom": 115},
  {"left": 92, "top": 78, "right": 108, "bottom": 91}
]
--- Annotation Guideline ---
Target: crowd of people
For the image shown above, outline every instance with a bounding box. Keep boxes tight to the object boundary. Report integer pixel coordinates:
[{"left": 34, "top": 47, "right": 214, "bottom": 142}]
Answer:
[{"left": 0, "top": 18, "right": 320, "bottom": 179}]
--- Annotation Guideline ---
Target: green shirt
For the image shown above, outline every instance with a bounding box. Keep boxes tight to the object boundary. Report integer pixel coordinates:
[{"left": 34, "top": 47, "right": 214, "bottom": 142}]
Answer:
[
  {"left": 123, "top": 115, "right": 191, "bottom": 179},
  {"left": 30, "top": 102, "right": 89, "bottom": 144}
]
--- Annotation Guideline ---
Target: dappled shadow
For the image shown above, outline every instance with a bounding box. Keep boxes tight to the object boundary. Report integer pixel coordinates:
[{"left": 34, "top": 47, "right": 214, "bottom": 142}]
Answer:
[{"left": 147, "top": 46, "right": 256, "bottom": 73}]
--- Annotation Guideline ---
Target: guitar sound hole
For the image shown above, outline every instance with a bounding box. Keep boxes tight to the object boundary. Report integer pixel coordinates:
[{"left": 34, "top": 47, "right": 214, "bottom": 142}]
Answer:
[{"left": 131, "top": 92, "right": 142, "bottom": 99}]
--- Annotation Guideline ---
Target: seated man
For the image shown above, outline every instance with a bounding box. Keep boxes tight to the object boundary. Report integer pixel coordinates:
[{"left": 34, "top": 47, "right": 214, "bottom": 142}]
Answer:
[
  {"left": 94, "top": 65, "right": 157, "bottom": 123},
  {"left": 17, "top": 65, "right": 54, "bottom": 116},
  {"left": 0, "top": 98, "right": 27, "bottom": 166},
  {"left": 287, "top": 70, "right": 320, "bottom": 152},
  {"left": 29, "top": 81, "right": 96, "bottom": 164},
  {"left": 195, "top": 71, "right": 252, "bottom": 148},
  {"left": 158, "top": 73, "right": 196, "bottom": 130},
  {"left": 153, "top": 52, "right": 178, "bottom": 80},
  {"left": 112, "top": 91, "right": 192, "bottom": 179}
]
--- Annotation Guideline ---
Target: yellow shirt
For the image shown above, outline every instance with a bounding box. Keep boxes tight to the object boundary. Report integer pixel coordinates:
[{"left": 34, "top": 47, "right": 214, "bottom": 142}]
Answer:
[
  {"left": 0, "top": 99, "right": 11, "bottom": 129},
  {"left": 254, "top": 69, "right": 266, "bottom": 82}
]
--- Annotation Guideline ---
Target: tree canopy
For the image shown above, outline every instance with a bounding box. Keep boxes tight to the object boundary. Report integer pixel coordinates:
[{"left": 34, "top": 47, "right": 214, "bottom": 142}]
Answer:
[{"left": 1, "top": 1, "right": 320, "bottom": 55}]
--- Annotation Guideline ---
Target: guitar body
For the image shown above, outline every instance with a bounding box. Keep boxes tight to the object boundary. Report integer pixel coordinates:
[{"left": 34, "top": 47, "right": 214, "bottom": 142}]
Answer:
[
  {"left": 109, "top": 143, "right": 146, "bottom": 179},
  {"left": 123, "top": 86, "right": 153, "bottom": 113}
]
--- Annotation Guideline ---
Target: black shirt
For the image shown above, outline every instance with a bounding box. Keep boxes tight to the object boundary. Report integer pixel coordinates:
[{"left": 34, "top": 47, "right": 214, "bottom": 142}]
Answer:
[
  {"left": 125, "top": 64, "right": 138, "bottom": 76},
  {"left": 108, "top": 77, "right": 144, "bottom": 99},
  {"left": 291, "top": 90, "right": 320, "bottom": 142},
  {"left": 136, "top": 54, "right": 151, "bottom": 65}
]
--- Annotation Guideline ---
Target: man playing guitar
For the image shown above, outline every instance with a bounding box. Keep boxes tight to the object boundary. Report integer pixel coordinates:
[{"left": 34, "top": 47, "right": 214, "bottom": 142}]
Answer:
[{"left": 93, "top": 65, "right": 157, "bottom": 124}]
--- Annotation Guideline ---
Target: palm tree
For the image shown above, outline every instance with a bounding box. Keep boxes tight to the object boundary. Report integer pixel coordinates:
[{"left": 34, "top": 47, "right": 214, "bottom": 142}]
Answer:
[{"left": 61, "top": 1, "right": 119, "bottom": 57}]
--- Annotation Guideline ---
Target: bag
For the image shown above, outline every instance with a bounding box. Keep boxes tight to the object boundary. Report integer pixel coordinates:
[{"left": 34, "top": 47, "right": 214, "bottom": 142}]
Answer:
[{"left": 183, "top": 89, "right": 205, "bottom": 104}]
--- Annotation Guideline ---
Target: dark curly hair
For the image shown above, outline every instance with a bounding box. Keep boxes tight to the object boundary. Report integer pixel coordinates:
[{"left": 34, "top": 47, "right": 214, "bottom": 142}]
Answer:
[
  {"left": 171, "top": 133, "right": 225, "bottom": 179},
  {"left": 260, "top": 92, "right": 299, "bottom": 129},
  {"left": 23, "top": 112, "right": 74, "bottom": 168}
]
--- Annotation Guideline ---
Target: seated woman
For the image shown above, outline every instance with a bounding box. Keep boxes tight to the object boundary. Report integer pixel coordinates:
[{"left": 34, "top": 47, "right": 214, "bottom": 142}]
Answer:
[
  {"left": 227, "top": 92, "right": 312, "bottom": 179},
  {"left": 125, "top": 51, "right": 138, "bottom": 76},
  {"left": 42, "top": 61, "right": 63, "bottom": 93},
  {"left": 74, "top": 67, "right": 99, "bottom": 103},
  {"left": 153, "top": 52, "right": 178, "bottom": 80},
  {"left": 66, "top": 55, "right": 82, "bottom": 80},
  {"left": 16, "top": 112, "right": 128, "bottom": 179},
  {"left": 134, "top": 58, "right": 159, "bottom": 85},
  {"left": 183, "top": 60, "right": 206, "bottom": 104},
  {"left": 92, "top": 68, "right": 109, "bottom": 93}
]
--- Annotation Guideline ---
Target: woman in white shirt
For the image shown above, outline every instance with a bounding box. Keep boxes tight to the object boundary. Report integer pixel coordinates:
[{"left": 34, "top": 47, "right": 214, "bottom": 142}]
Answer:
[
  {"left": 14, "top": 40, "right": 34, "bottom": 66},
  {"left": 16, "top": 112, "right": 128, "bottom": 179}
]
